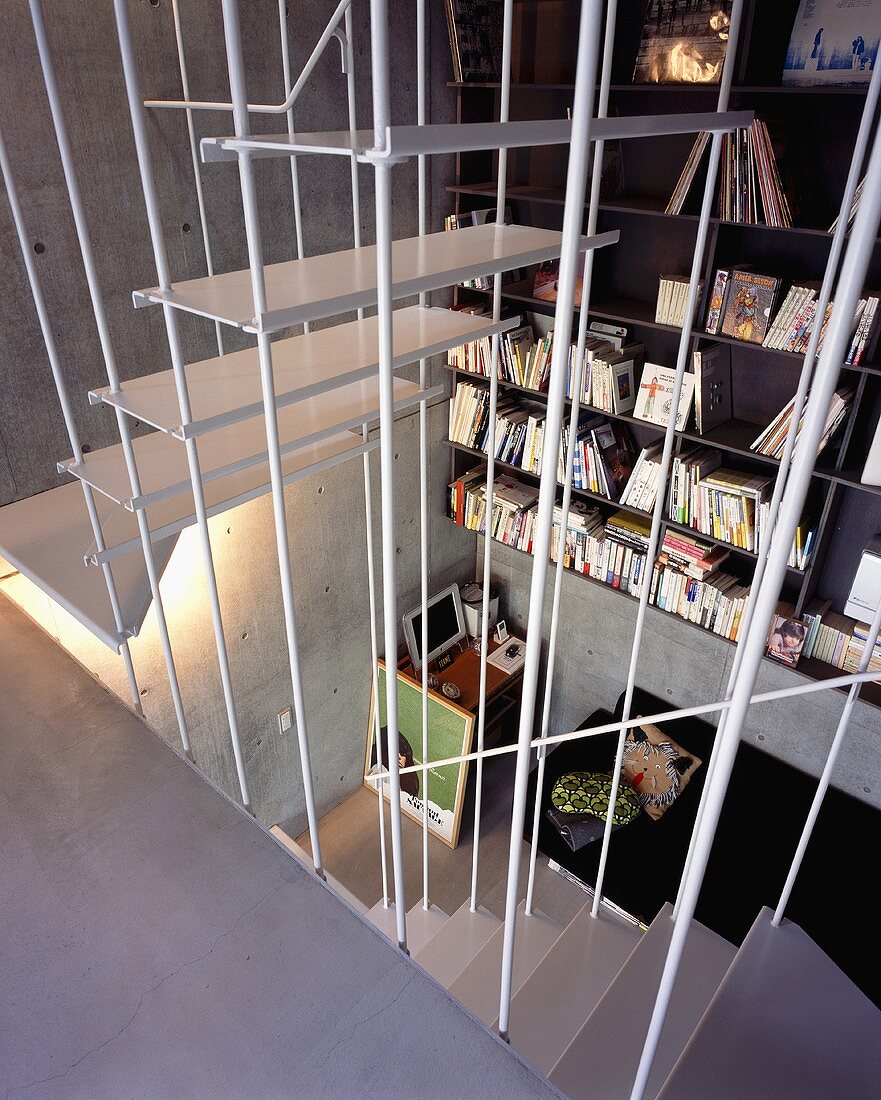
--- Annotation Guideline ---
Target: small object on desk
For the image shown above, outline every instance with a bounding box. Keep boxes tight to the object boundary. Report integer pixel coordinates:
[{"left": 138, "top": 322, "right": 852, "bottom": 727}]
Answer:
[
  {"left": 436, "top": 650, "right": 454, "bottom": 672},
  {"left": 428, "top": 672, "right": 439, "bottom": 691},
  {"left": 441, "top": 681, "right": 461, "bottom": 701},
  {"left": 487, "top": 637, "right": 526, "bottom": 674},
  {"left": 495, "top": 619, "right": 509, "bottom": 643}
]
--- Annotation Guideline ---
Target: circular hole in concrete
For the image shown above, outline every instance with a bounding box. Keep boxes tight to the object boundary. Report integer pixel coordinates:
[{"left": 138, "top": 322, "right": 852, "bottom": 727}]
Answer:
[
  {"left": 394, "top": 452, "right": 399, "bottom": 460},
  {"left": 666, "top": 688, "right": 673, "bottom": 695},
  {"left": 148, "top": 0, "right": 160, "bottom": 7},
  {"left": 82, "top": 443, "right": 92, "bottom": 453},
  {"left": 325, "top": 585, "right": 330, "bottom": 594},
  {"left": 241, "top": 631, "right": 249, "bottom": 641},
  {"left": 182, "top": 222, "right": 192, "bottom": 234},
  {"left": 587, "top": 649, "right": 593, "bottom": 655},
  {"left": 757, "top": 734, "right": 766, "bottom": 741},
  {"left": 333, "top": 687, "right": 338, "bottom": 694},
  {"left": 256, "top": 738, "right": 262, "bottom": 746},
  {"left": 317, "top": 485, "right": 324, "bottom": 495},
  {"left": 864, "top": 786, "right": 871, "bottom": 793},
  {"left": 33, "top": 242, "right": 46, "bottom": 255},
  {"left": 226, "top": 526, "right": 233, "bottom": 535},
  {"left": 140, "top": 687, "right": 149, "bottom": 697}
]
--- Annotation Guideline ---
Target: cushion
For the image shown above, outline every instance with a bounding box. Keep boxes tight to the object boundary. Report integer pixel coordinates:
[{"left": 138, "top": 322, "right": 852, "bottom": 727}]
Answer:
[
  {"left": 621, "top": 721, "right": 702, "bottom": 821},
  {"left": 550, "top": 771, "right": 642, "bottom": 825}
]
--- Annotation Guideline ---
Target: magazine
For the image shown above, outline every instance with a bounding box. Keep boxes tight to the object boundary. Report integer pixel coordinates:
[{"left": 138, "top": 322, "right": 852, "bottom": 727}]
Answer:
[
  {"left": 632, "top": 1, "right": 733, "bottom": 84},
  {"left": 719, "top": 271, "right": 781, "bottom": 345},
  {"left": 783, "top": 0, "right": 880, "bottom": 87}
]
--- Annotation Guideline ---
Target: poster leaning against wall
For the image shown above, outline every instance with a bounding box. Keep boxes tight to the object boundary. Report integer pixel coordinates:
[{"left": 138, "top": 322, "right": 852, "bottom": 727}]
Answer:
[{"left": 364, "top": 660, "right": 475, "bottom": 849}]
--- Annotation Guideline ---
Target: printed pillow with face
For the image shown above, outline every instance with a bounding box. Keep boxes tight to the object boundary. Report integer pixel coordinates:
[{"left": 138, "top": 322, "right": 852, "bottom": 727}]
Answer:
[{"left": 620, "top": 721, "right": 701, "bottom": 821}]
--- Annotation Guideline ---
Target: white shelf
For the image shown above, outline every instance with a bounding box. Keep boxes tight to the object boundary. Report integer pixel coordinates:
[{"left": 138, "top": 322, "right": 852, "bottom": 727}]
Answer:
[
  {"left": 199, "top": 113, "right": 752, "bottom": 163},
  {"left": 86, "top": 430, "right": 378, "bottom": 566},
  {"left": 0, "top": 481, "right": 176, "bottom": 650},
  {"left": 61, "top": 375, "right": 437, "bottom": 510},
  {"left": 90, "top": 306, "right": 517, "bottom": 439},
  {"left": 132, "top": 224, "right": 619, "bottom": 333}
]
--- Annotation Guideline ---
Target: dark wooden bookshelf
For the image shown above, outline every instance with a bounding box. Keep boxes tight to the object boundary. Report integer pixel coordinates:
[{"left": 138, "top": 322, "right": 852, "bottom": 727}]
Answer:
[{"left": 445, "top": 0, "right": 881, "bottom": 707}]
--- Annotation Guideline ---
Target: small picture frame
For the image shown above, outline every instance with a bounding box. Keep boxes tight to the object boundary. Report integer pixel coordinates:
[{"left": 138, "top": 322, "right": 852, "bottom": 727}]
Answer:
[{"left": 495, "top": 619, "right": 509, "bottom": 643}]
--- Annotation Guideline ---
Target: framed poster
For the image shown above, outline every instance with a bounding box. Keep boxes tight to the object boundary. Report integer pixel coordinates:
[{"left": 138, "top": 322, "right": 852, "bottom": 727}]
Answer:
[{"left": 364, "top": 660, "right": 475, "bottom": 849}]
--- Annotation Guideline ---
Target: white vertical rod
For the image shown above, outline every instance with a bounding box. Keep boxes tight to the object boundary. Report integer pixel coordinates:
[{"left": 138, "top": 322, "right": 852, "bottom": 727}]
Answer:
[
  {"left": 220, "top": 0, "right": 324, "bottom": 870},
  {"left": 113, "top": 0, "right": 253, "bottom": 806},
  {"left": 469, "top": 0, "right": 514, "bottom": 913},
  {"left": 773, "top": 599, "right": 881, "bottom": 925},
  {"left": 363, "top": 425, "right": 390, "bottom": 908},
  {"left": 0, "top": 125, "right": 143, "bottom": 718},
  {"left": 524, "top": 0, "right": 619, "bottom": 918},
  {"left": 29, "top": 0, "right": 193, "bottom": 751},
  {"left": 169, "top": 0, "right": 224, "bottom": 356},
  {"left": 629, "top": 116, "right": 881, "bottom": 1100},
  {"left": 673, "top": 50, "right": 881, "bottom": 919},
  {"left": 416, "top": 0, "right": 431, "bottom": 911},
  {"left": 497, "top": 0, "right": 603, "bottom": 1040},
  {"left": 278, "top": 0, "right": 310, "bottom": 334},
  {"left": 344, "top": 3, "right": 361, "bottom": 254},
  {"left": 370, "top": 0, "right": 408, "bottom": 953}
]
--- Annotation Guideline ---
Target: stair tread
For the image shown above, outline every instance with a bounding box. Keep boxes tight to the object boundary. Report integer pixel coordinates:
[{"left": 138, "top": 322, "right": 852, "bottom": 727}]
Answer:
[
  {"left": 506, "top": 903, "right": 643, "bottom": 1075},
  {"left": 448, "top": 900, "right": 563, "bottom": 1025},
  {"left": 659, "top": 907, "right": 881, "bottom": 1100},
  {"left": 549, "top": 903, "right": 735, "bottom": 1100},
  {"left": 404, "top": 903, "right": 450, "bottom": 955},
  {"left": 413, "top": 900, "right": 501, "bottom": 987}
]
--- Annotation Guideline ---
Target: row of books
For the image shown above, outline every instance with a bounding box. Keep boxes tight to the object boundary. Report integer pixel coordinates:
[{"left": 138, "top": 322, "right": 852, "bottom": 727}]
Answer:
[
  {"left": 750, "top": 385, "right": 855, "bottom": 460},
  {"left": 655, "top": 276, "right": 696, "bottom": 327}
]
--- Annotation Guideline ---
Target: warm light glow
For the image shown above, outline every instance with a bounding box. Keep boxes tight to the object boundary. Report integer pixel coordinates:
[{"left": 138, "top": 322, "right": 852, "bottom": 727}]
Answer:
[{"left": 669, "top": 42, "right": 723, "bottom": 84}]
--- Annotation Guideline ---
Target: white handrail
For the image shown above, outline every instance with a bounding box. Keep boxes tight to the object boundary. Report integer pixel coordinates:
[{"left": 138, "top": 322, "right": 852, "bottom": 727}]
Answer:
[
  {"left": 143, "top": 0, "right": 353, "bottom": 115},
  {"left": 367, "top": 665, "right": 881, "bottom": 782}
]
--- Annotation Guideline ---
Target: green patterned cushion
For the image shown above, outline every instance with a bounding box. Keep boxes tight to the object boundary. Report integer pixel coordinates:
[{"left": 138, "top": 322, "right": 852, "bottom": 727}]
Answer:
[{"left": 550, "top": 771, "right": 642, "bottom": 825}]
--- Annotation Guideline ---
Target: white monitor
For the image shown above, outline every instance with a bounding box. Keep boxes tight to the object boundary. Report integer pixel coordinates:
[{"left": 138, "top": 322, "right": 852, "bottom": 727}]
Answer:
[{"left": 402, "top": 584, "right": 467, "bottom": 671}]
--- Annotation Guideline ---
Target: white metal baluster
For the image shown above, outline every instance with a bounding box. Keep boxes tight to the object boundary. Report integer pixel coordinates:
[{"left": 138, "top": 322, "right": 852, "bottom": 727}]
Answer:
[
  {"left": 674, "top": 55, "right": 881, "bottom": 918},
  {"left": 169, "top": 0, "right": 224, "bottom": 356},
  {"left": 591, "top": 0, "right": 746, "bottom": 919},
  {"left": 113, "top": 0, "right": 252, "bottom": 808},
  {"left": 29, "top": 0, "right": 194, "bottom": 754},
  {"left": 416, "top": 0, "right": 432, "bottom": 912},
  {"left": 219, "top": 0, "right": 324, "bottom": 872},
  {"left": 630, "top": 110, "right": 881, "bottom": 1100},
  {"left": 773, "top": 596, "right": 881, "bottom": 926},
  {"left": 497, "top": 0, "right": 604, "bottom": 1040},
  {"left": 0, "top": 125, "right": 143, "bottom": 718},
  {"left": 278, "top": 0, "right": 310, "bottom": 334},
  {"left": 362, "top": 425, "right": 390, "bottom": 909},
  {"left": 470, "top": 0, "right": 514, "bottom": 914},
  {"left": 524, "top": 0, "right": 619, "bottom": 918},
  {"left": 370, "top": 0, "right": 408, "bottom": 952}
]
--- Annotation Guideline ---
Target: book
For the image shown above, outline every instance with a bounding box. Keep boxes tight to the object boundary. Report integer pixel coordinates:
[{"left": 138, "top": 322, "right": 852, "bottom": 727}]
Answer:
[
  {"left": 766, "top": 610, "right": 808, "bottom": 668},
  {"left": 444, "top": 0, "right": 503, "bottom": 84},
  {"left": 532, "top": 252, "right": 586, "bottom": 306},
  {"left": 693, "top": 343, "right": 732, "bottom": 434},
  {"left": 783, "top": 0, "right": 881, "bottom": 88},
  {"left": 633, "top": 363, "right": 695, "bottom": 431},
  {"left": 632, "top": 1, "right": 733, "bottom": 84},
  {"left": 655, "top": 275, "right": 701, "bottom": 327},
  {"left": 751, "top": 386, "right": 854, "bottom": 461},
  {"left": 666, "top": 131, "right": 710, "bottom": 215},
  {"left": 705, "top": 266, "right": 733, "bottom": 334},
  {"left": 720, "top": 270, "right": 781, "bottom": 344}
]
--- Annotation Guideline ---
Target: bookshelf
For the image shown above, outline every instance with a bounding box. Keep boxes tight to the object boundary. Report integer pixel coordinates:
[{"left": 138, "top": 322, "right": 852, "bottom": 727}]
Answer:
[{"left": 444, "top": 0, "right": 881, "bottom": 707}]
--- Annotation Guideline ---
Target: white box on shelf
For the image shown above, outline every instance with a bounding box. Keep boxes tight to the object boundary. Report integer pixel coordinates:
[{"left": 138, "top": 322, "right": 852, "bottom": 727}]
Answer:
[{"left": 845, "top": 535, "right": 881, "bottom": 622}]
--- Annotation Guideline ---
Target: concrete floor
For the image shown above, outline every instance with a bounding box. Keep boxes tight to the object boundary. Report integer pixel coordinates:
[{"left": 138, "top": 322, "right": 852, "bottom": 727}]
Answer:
[{"left": 0, "top": 596, "right": 556, "bottom": 1100}]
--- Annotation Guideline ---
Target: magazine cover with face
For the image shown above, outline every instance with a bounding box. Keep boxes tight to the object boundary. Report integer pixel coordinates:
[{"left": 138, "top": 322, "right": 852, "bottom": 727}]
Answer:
[
  {"left": 632, "top": 1, "right": 733, "bottom": 84},
  {"left": 783, "top": 0, "right": 880, "bottom": 86},
  {"left": 720, "top": 271, "right": 781, "bottom": 344}
]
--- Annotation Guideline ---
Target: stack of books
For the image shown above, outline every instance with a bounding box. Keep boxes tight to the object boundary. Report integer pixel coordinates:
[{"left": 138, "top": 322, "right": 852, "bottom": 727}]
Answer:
[
  {"left": 682, "top": 466, "right": 773, "bottom": 553},
  {"left": 568, "top": 420, "right": 636, "bottom": 500},
  {"left": 750, "top": 386, "right": 855, "bottom": 460},
  {"left": 665, "top": 132, "right": 709, "bottom": 216},
  {"left": 603, "top": 511, "right": 652, "bottom": 595},
  {"left": 620, "top": 440, "right": 668, "bottom": 512},
  {"left": 550, "top": 500, "right": 606, "bottom": 576},
  {"left": 651, "top": 560, "right": 751, "bottom": 641},
  {"left": 655, "top": 276, "right": 696, "bottom": 327},
  {"left": 843, "top": 621, "right": 881, "bottom": 675}
]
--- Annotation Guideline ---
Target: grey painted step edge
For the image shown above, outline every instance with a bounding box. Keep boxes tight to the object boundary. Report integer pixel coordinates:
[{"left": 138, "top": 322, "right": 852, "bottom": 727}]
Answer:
[
  {"left": 448, "top": 900, "right": 564, "bottom": 1025},
  {"left": 505, "top": 903, "right": 644, "bottom": 1076},
  {"left": 659, "top": 907, "right": 881, "bottom": 1100},
  {"left": 549, "top": 903, "right": 736, "bottom": 1100},
  {"left": 413, "top": 899, "right": 502, "bottom": 987}
]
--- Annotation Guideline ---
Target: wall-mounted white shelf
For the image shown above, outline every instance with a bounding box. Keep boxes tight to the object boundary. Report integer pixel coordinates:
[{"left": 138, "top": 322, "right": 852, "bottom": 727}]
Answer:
[
  {"left": 0, "top": 481, "right": 176, "bottom": 650},
  {"left": 61, "top": 375, "right": 438, "bottom": 510},
  {"left": 90, "top": 306, "right": 517, "bottom": 439},
  {"left": 86, "top": 430, "right": 378, "bottom": 566},
  {"left": 199, "top": 112, "right": 752, "bottom": 163},
  {"left": 132, "top": 224, "right": 619, "bottom": 333}
]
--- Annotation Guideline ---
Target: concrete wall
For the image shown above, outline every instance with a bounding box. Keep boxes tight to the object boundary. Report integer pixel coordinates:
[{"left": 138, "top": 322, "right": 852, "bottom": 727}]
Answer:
[
  {"left": 0, "top": 0, "right": 472, "bottom": 831},
  {"left": 484, "top": 538, "right": 881, "bottom": 811}
]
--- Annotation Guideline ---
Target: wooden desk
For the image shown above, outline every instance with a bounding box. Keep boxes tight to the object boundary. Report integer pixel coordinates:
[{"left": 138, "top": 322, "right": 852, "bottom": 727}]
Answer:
[{"left": 398, "top": 638, "right": 523, "bottom": 728}]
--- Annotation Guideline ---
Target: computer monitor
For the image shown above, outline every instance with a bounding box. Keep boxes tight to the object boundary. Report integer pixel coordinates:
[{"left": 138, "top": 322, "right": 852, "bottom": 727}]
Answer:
[{"left": 402, "top": 584, "right": 467, "bottom": 672}]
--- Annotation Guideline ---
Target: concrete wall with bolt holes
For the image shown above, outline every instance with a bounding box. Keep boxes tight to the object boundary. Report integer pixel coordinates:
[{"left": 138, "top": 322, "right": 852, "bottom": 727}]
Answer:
[
  {"left": 484, "top": 538, "right": 881, "bottom": 811},
  {"left": 0, "top": 0, "right": 474, "bottom": 831}
]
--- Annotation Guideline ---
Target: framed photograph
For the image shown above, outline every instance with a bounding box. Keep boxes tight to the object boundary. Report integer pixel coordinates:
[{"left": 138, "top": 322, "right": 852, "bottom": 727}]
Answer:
[
  {"left": 766, "top": 614, "right": 808, "bottom": 668},
  {"left": 364, "top": 660, "right": 475, "bottom": 849}
]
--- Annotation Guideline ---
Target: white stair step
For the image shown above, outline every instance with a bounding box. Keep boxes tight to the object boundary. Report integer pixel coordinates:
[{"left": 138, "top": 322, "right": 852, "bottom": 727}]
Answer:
[
  {"left": 549, "top": 903, "right": 736, "bottom": 1100},
  {"left": 90, "top": 306, "right": 517, "bottom": 438},
  {"left": 659, "top": 907, "right": 881, "bottom": 1100},
  {"left": 268, "top": 826, "right": 368, "bottom": 915},
  {"left": 506, "top": 903, "right": 643, "bottom": 1075},
  {"left": 133, "top": 224, "right": 617, "bottom": 333},
  {"left": 413, "top": 900, "right": 501, "bottom": 987},
  {"left": 448, "top": 900, "right": 564, "bottom": 1025},
  {"left": 61, "top": 375, "right": 428, "bottom": 510},
  {"left": 0, "top": 481, "right": 176, "bottom": 650},
  {"left": 363, "top": 901, "right": 450, "bottom": 955}
]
